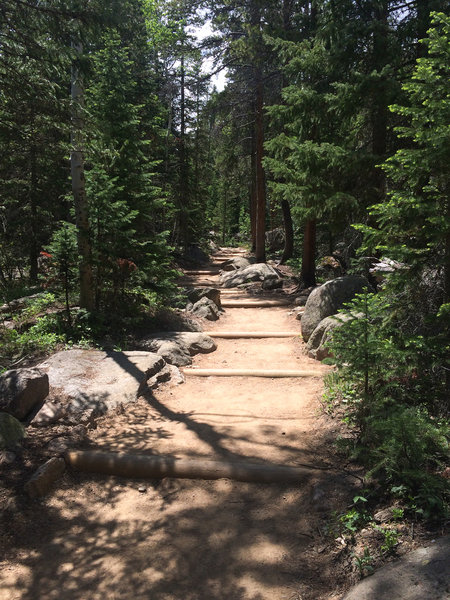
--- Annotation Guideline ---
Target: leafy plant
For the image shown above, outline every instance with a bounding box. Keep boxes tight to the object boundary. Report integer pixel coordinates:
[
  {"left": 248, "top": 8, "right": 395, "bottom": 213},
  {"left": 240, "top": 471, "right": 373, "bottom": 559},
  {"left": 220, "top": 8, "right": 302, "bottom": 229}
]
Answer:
[
  {"left": 352, "top": 547, "right": 374, "bottom": 577},
  {"left": 338, "top": 494, "right": 372, "bottom": 536},
  {"left": 375, "top": 526, "right": 400, "bottom": 555}
]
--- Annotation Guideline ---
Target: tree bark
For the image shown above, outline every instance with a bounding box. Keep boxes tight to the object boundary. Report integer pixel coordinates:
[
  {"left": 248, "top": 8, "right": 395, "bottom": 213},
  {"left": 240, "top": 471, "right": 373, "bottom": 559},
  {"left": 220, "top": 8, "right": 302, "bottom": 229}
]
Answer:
[
  {"left": 255, "top": 69, "right": 266, "bottom": 263},
  {"left": 279, "top": 199, "right": 294, "bottom": 264},
  {"left": 29, "top": 141, "right": 38, "bottom": 283},
  {"left": 178, "top": 51, "right": 189, "bottom": 249},
  {"left": 249, "top": 125, "right": 257, "bottom": 252},
  {"left": 371, "top": 1, "right": 389, "bottom": 199},
  {"left": 300, "top": 219, "right": 316, "bottom": 287},
  {"left": 71, "top": 39, "right": 94, "bottom": 311}
]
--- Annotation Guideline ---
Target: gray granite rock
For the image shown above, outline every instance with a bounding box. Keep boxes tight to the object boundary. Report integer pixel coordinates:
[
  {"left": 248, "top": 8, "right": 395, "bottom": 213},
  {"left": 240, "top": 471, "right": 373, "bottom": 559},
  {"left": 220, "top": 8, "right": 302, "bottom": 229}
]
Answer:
[
  {"left": 38, "top": 350, "right": 166, "bottom": 422},
  {"left": 0, "top": 368, "right": 49, "bottom": 420},
  {"left": 342, "top": 536, "right": 450, "bottom": 600},
  {"left": 301, "top": 276, "right": 370, "bottom": 342}
]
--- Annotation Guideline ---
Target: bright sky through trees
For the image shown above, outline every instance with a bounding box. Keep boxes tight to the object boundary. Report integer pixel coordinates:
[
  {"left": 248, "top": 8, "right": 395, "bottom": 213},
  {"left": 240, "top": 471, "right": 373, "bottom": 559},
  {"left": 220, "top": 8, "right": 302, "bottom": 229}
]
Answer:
[{"left": 192, "top": 20, "right": 227, "bottom": 91}]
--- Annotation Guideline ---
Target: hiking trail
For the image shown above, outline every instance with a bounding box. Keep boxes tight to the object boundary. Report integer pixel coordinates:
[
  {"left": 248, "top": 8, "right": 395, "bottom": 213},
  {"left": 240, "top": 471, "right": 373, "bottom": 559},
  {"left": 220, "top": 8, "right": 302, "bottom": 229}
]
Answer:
[{"left": 1, "top": 248, "right": 361, "bottom": 600}]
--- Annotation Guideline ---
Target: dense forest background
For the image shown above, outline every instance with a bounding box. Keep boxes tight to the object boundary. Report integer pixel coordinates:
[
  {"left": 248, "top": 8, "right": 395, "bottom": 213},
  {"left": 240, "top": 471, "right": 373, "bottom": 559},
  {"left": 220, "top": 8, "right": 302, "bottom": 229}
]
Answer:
[{"left": 1, "top": 1, "right": 449, "bottom": 516}]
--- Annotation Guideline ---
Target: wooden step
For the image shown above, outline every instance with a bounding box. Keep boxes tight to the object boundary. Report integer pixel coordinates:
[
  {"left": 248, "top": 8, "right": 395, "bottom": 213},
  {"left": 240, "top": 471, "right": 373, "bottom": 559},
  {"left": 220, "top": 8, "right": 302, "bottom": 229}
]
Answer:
[
  {"left": 203, "top": 331, "right": 300, "bottom": 339},
  {"left": 182, "top": 368, "right": 321, "bottom": 378},
  {"left": 183, "top": 270, "right": 220, "bottom": 276},
  {"left": 66, "top": 450, "right": 315, "bottom": 484},
  {"left": 178, "top": 279, "right": 217, "bottom": 285},
  {"left": 221, "top": 299, "right": 291, "bottom": 308}
]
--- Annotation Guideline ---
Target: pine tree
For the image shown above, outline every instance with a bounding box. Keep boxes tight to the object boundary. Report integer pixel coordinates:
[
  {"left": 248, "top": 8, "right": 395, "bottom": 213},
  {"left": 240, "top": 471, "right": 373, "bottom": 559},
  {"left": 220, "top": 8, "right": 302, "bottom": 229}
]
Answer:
[
  {"left": 85, "top": 24, "right": 172, "bottom": 308},
  {"left": 360, "top": 11, "right": 450, "bottom": 399}
]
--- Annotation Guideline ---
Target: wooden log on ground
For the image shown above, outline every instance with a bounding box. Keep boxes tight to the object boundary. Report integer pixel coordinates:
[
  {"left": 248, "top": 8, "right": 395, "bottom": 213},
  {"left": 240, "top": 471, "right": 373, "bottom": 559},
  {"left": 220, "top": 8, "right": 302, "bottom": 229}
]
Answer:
[
  {"left": 65, "top": 450, "right": 314, "bottom": 484},
  {"left": 178, "top": 279, "right": 217, "bottom": 285},
  {"left": 183, "top": 270, "right": 220, "bottom": 276},
  {"left": 221, "top": 299, "right": 291, "bottom": 308},
  {"left": 183, "top": 368, "right": 322, "bottom": 378},
  {"left": 24, "top": 457, "right": 66, "bottom": 498},
  {"left": 203, "top": 331, "right": 300, "bottom": 339}
]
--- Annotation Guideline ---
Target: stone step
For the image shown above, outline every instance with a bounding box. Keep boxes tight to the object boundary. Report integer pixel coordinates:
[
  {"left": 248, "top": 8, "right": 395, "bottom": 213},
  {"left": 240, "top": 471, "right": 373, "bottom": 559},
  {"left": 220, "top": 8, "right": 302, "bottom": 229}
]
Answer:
[{"left": 182, "top": 368, "right": 321, "bottom": 378}]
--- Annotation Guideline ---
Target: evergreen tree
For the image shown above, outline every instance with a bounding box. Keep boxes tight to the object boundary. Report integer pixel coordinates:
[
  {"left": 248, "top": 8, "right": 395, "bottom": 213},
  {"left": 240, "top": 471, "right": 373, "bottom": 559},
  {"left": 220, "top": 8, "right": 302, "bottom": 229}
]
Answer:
[{"left": 85, "top": 21, "right": 173, "bottom": 308}]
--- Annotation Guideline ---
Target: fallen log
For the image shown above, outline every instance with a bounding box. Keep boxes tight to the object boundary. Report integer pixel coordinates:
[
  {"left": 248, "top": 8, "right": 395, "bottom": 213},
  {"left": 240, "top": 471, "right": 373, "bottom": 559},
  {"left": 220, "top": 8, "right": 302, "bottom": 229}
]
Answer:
[
  {"left": 203, "top": 331, "right": 299, "bottom": 339},
  {"left": 65, "top": 450, "right": 314, "bottom": 484},
  {"left": 183, "top": 368, "right": 321, "bottom": 378},
  {"left": 24, "top": 457, "right": 66, "bottom": 498}
]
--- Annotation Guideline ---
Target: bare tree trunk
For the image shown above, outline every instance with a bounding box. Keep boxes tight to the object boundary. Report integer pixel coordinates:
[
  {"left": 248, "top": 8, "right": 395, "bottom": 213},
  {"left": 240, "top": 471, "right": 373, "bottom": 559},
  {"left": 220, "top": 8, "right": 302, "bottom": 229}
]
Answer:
[
  {"left": 300, "top": 219, "right": 316, "bottom": 287},
  {"left": 71, "top": 39, "right": 94, "bottom": 311},
  {"left": 279, "top": 199, "right": 294, "bottom": 264},
  {"left": 178, "top": 51, "right": 189, "bottom": 250},
  {"left": 371, "top": 1, "right": 388, "bottom": 199},
  {"left": 255, "top": 69, "right": 266, "bottom": 263},
  {"left": 29, "top": 141, "right": 39, "bottom": 282},
  {"left": 249, "top": 125, "right": 257, "bottom": 252}
]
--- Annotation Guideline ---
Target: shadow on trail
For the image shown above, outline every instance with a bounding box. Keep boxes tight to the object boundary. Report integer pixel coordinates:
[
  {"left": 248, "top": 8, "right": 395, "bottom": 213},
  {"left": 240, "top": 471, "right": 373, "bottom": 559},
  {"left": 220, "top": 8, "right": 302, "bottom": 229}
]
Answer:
[
  {"left": 143, "top": 390, "right": 241, "bottom": 461},
  {"left": 0, "top": 452, "right": 360, "bottom": 600}
]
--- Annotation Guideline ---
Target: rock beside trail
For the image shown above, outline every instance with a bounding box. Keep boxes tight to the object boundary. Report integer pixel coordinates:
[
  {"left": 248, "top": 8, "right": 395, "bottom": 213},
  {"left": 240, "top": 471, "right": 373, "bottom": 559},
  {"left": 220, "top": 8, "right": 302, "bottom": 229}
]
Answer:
[
  {"left": 0, "top": 412, "right": 26, "bottom": 449},
  {"left": 262, "top": 274, "right": 283, "bottom": 290},
  {"left": 190, "top": 297, "right": 221, "bottom": 320},
  {"left": 220, "top": 263, "right": 280, "bottom": 288},
  {"left": 137, "top": 332, "right": 217, "bottom": 367},
  {"left": 36, "top": 349, "right": 166, "bottom": 424},
  {"left": 220, "top": 257, "right": 255, "bottom": 272},
  {"left": 306, "top": 313, "right": 360, "bottom": 361},
  {"left": 301, "top": 276, "right": 370, "bottom": 342},
  {"left": 187, "top": 287, "right": 221, "bottom": 309},
  {"left": 0, "top": 292, "right": 44, "bottom": 314},
  {"left": 0, "top": 368, "right": 49, "bottom": 420},
  {"left": 342, "top": 536, "right": 450, "bottom": 600}
]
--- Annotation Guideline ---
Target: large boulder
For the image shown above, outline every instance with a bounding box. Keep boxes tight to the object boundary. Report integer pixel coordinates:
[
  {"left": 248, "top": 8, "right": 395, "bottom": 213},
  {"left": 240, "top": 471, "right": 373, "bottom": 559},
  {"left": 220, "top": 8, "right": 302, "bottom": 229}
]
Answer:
[
  {"left": 0, "top": 368, "right": 49, "bottom": 420},
  {"left": 190, "top": 297, "right": 221, "bottom": 320},
  {"left": 137, "top": 332, "right": 217, "bottom": 367},
  {"left": 220, "top": 257, "right": 255, "bottom": 272},
  {"left": 220, "top": 263, "right": 279, "bottom": 288},
  {"left": 37, "top": 349, "right": 166, "bottom": 424},
  {"left": 301, "top": 276, "right": 370, "bottom": 342},
  {"left": 306, "top": 313, "right": 360, "bottom": 361},
  {"left": 0, "top": 412, "right": 26, "bottom": 449},
  {"left": 342, "top": 535, "right": 450, "bottom": 600},
  {"left": 187, "top": 287, "right": 221, "bottom": 309}
]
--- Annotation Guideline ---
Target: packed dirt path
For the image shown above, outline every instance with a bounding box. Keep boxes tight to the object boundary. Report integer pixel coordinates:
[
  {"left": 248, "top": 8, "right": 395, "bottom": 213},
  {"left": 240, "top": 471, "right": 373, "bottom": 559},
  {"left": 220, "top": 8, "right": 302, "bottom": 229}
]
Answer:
[{"left": 1, "top": 248, "right": 360, "bottom": 600}]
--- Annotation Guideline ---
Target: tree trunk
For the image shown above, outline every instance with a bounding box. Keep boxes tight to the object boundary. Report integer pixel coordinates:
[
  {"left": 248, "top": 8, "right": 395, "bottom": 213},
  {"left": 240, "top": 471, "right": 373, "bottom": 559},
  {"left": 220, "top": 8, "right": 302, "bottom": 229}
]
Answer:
[
  {"left": 279, "top": 199, "right": 294, "bottom": 264},
  {"left": 371, "top": 2, "right": 389, "bottom": 199},
  {"left": 249, "top": 125, "right": 257, "bottom": 252},
  {"left": 255, "top": 69, "right": 266, "bottom": 263},
  {"left": 29, "top": 142, "right": 39, "bottom": 283},
  {"left": 178, "top": 51, "right": 189, "bottom": 249},
  {"left": 71, "top": 39, "right": 94, "bottom": 311},
  {"left": 300, "top": 219, "right": 316, "bottom": 287}
]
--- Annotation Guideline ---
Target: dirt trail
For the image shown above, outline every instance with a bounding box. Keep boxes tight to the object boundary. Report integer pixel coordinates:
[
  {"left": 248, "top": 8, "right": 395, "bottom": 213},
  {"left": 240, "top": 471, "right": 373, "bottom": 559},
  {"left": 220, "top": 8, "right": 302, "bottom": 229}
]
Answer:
[{"left": 0, "top": 249, "right": 359, "bottom": 600}]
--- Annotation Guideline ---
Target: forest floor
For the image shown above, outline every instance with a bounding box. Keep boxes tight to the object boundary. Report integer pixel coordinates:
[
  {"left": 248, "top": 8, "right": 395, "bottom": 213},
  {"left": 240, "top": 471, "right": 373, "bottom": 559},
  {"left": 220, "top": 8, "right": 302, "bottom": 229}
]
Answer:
[{"left": 0, "top": 249, "right": 442, "bottom": 600}]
